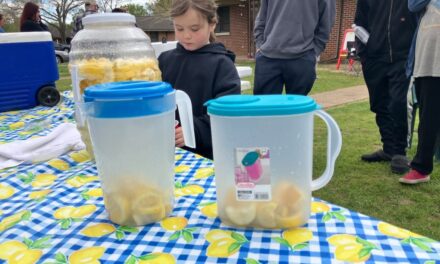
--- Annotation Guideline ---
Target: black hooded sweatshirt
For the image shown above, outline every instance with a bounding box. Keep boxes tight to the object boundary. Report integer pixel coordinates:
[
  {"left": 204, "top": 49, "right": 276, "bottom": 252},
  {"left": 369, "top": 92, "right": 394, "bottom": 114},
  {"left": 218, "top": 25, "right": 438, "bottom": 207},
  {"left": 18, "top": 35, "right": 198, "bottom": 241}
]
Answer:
[{"left": 158, "top": 42, "right": 241, "bottom": 159}]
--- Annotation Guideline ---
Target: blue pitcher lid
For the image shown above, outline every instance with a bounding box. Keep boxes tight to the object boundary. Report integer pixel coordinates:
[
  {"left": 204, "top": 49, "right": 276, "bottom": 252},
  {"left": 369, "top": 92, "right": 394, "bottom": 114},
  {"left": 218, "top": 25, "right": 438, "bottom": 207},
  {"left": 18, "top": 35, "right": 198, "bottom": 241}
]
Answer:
[
  {"left": 205, "top": 95, "right": 320, "bottom": 116},
  {"left": 84, "top": 81, "right": 175, "bottom": 118}
]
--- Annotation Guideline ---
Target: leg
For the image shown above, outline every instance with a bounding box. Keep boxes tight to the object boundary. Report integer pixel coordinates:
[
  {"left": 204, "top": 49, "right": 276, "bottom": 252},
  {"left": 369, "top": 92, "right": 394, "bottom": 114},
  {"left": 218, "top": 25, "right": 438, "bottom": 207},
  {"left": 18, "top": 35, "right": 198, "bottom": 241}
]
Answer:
[
  {"left": 410, "top": 77, "right": 440, "bottom": 174},
  {"left": 283, "top": 51, "right": 316, "bottom": 95},
  {"left": 253, "top": 54, "right": 284, "bottom": 95},
  {"left": 361, "top": 59, "right": 394, "bottom": 156}
]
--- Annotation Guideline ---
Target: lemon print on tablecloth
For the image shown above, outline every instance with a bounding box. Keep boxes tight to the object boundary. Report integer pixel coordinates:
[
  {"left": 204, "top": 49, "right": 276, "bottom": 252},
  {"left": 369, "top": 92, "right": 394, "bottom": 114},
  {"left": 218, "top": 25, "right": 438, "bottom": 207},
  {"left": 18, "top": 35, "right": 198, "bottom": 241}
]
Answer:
[
  {"left": 0, "top": 183, "right": 15, "bottom": 200},
  {"left": 175, "top": 164, "right": 190, "bottom": 173},
  {"left": 36, "top": 109, "right": 55, "bottom": 115},
  {"left": 328, "top": 234, "right": 377, "bottom": 262},
  {"left": 48, "top": 159, "right": 70, "bottom": 170},
  {"left": 161, "top": 216, "right": 197, "bottom": 242},
  {"left": 81, "top": 223, "right": 138, "bottom": 240},
  {"left": 0, "top": 236, "right": 51, "bottom": 264},
  {"left": 28, "top": 189, "right": 52, "bottom": 202},
  {"left": 378, "top": 221, "right": 436, "bottom": 252},
  {"left": 245, "top": 258, "right": 262, "bottom": 264},
  {"left": 175, "top": 154, "right": 183, "bottom": 161},
  {"left": 69, "top": 150, "right": 91, "bottom": 163},
  {"left": 125, "top": 252, "right": 176, "bottom": 264},
  {"left": 199, "top": 202, "right": 218, "bottom": 218},
  {"left": 174, "top": 181, "right": 204, "bottom": 197},
  {"left": 8, "top": 121, "right": 25, "bottom": 130},
  {"left": 205, "top": 229, "right": 249, "bottom": 258},
  {"left": 81, "top": 188, "right": 103, "bottom": 200},
  {"left": 311, "top": 201, "right": 346, "bottom": 222},
  {"left": 66, "top": 175, "right": 100, "bottom": 188},
  {"left": 53, "top": 204, "right": 97, "bottom": 229},
  {"left": 273, "top": 228, "right": 313, "bottom": 251},
  {"left": 194, "top": 167, "right": 214, "bottom": 179},
  {"left": 311, "top": 201, "right": 330, "bottom": 213},
  {"left": 19, "top": 172, "right": 57, "bottom": 188},
  {"left": 0, "top": 210, "right": 31, "bottom": 232}
]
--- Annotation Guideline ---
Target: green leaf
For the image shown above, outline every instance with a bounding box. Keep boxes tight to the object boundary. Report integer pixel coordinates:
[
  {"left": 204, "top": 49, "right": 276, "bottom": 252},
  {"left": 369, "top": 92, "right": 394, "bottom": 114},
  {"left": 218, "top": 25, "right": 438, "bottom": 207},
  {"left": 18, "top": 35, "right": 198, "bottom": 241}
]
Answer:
[
  {"left": 273, "top": 237, "right": 292, "bottom": 249},
  {"left": 19, "top": 173, "right": 35, "bottom": 184},
  {"left": 231, "top": 232, "right": 248, "bottom": 243},
  {"left": 60, "top": 219, "right": 72, "bottom": 229},
  {"left": 23, "top": 238, "right": 33, "bottom": 247},
  {"left": 72, "top": 218, "right": 82, "bottom": 222},
  {"left": 415, "top": 237, "right": 436, "bottom": 243},
  {"left": 292, "top": 243, "right": 309, "bottom": 251},
  {"left": 182, "top": 230, "right": 194, "bottom": 243},
  {"left": 124, "top": 255, "right": 137, "bottom": 264},
  {"left": 227, "top": 242, "right": 241, "bottom": 254},
  {"left": 322, "top": 213, "right": 332, "bottom": 222},
  {"left": 358, "top": 247, "right": 373, "bottom": 258},
  {"left": 169, "top": 231, "right": 181, "bottom": 241},
  {"left": 116, "top": 230, "right": 125, "bottom": 240},
  {"left": 332, "top": 212, "right": 346, "bottom": 221},
  {"left": 424, "top": 261, "right": 435, "bottom": 264},
  {"left": 185, "top": 227, "right": 198, "bottom": 233},
  {"left": 245, "top": 258, "right": 261, "bottom": 264},
  {"left": 31, "top": 235, "right": 52, "bottom": 249},
  {"left": 411, "top": 239, "right": 433, "bottom": 252},
  {"left": 22, "top": 210, "right": 31, "bottom": 221},
  {"left": 401, "top": 237, "right": 411, "bottom": 244},
  {"left": 175, "top": 181, "right": 183, "bottom": 188},
  {"left": 139, "top": 253, "right": 159, "bottom": 260},
  {"left": 55, "top": 252, "right": 67, "bottom": 263},
  {"left": 199, "top": 201, "right": 216, "bottom": 207},
  {"left": 119, "top": 226, "right": 138, "bottom": 233},
  {"left": 356, "top": 237, "right": 376, "bottom": 248}
]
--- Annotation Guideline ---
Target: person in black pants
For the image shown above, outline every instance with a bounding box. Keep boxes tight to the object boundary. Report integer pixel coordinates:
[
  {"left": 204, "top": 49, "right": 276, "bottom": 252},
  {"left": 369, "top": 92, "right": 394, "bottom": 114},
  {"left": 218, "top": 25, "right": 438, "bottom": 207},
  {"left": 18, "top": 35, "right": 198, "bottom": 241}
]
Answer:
[{"left": 355, "top": 0, "right": 417, "bottom": 174}]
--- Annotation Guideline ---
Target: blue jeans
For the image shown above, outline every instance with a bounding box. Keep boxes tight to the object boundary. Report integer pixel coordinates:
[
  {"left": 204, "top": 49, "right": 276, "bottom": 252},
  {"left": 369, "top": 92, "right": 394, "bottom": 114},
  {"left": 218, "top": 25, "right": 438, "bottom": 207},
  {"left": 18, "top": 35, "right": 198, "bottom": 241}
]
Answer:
[{"left": 253, "top": 50, "right": 316, "bottom": 95}]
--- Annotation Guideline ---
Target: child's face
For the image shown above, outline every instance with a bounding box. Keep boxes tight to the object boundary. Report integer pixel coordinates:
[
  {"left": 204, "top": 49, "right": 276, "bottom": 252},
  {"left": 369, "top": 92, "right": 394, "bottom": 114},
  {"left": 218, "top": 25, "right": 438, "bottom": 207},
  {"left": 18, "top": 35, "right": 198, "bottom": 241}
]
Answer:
[{"left": 173, "top": 8, "right": 216, "bottom": 51}]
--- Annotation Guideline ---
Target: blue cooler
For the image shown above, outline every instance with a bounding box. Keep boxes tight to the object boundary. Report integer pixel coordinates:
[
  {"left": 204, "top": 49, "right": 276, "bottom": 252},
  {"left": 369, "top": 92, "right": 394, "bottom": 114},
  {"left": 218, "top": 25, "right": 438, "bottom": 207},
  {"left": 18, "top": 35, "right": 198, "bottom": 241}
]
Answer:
[{"left": 0, "top": 32, "right": 60, "bottom": 112}]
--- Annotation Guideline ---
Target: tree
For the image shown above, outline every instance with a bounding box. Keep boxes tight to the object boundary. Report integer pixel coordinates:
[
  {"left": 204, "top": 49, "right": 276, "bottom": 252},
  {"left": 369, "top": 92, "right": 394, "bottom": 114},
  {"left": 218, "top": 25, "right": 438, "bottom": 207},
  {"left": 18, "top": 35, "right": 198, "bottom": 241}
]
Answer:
[
  {"left": 146, "top": 0, "right": 171, "bottom": 17},
  {"left": 124, "top": 4, "right": 147, "bottom": 16},
  {"left": 97, "top": 0, "right": 127, "bottom": 12},
  {"left": 40, "top": 0, "right": 82, "bottom": 43}
]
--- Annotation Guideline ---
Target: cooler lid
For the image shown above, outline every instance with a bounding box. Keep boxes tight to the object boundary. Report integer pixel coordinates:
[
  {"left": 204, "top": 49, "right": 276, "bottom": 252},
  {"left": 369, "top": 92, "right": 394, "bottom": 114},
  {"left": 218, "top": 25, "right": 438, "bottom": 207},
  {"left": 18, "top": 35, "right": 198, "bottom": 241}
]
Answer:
[
  {"left": 83, "top": 81, "right": 175, "bottom": 118},
  {"left": 205, "top": 95, "right": 320, "bottom": 116},
  {"left": 83, "top": 13, "right": 136, "bottom": 25},
  {"left": 0, "top": 32, "right": 52, "bottom": 44}
]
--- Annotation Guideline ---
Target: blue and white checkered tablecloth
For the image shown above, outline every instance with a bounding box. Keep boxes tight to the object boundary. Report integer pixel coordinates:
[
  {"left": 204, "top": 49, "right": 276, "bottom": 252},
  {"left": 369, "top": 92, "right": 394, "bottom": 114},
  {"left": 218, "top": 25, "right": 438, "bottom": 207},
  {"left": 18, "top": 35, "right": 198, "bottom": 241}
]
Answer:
[{"left": 0, "top": 93, "right": 439, "bottom": 264}]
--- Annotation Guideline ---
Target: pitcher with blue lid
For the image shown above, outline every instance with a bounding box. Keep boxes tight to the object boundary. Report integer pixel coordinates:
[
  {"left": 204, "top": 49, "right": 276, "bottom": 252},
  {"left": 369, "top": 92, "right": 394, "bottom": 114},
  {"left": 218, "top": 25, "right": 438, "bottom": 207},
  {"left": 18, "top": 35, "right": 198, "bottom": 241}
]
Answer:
[
  {"left": 83, "top": 81, "right": 195, "bottom": 226},
  {"left": 206, "top": 94, "right": 342, "bottom": 229}
]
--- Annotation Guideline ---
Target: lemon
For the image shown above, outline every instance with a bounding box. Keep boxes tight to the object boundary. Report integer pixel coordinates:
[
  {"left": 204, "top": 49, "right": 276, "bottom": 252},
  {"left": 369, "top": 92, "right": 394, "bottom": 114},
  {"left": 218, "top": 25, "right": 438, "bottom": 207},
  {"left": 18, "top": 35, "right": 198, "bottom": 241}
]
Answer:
[
  {"left": 161, "top": 217, "right": 188, "bottom": 231},
  {"left": 138, "top": 253, "right": 176, "bottom": 264},
  {"left": 70, "top": 150, "right": 91, "bottom": 163},
  {"left": 205, "top": 230, "right": 232, "bottom": 243},
  {"left": 0, "top": 240, "right": 27, "bottom": 260},
  {"left": 200, "top": 203, "right": 218, "bottom": 218},
  {"left": 8, "top": 249, "right": 42, "bottom": 264},
  {"left": 282, "top": 228, "right": 313, "bottom": 245},
  {"left": 175, "top": 155, "right": 183, "bottom": 161},
  {"left": 225, "top": 203, "right": 257, "bottom": 226},
  {"left": 206, "top": 237, "right": 238, "bottom": 258},
  {"left": 85, "top": 188, "right": 103, "bottom": 197},
  {"left": 255, "top": 202, "right": 277, "bottom": 228},
  {"left": 54, "top": 206, "right": 76, "bottom": 219},
  {"left": 194, "top": 167, "right": 214, "bottom": 179},
  {"left": 175, "top": 165, "right": 190, "bottom": 173},
  {"left": 104, "top": 193, "right": 131, "bottom": 225},
  {"left": 48, "top": 159, "right": 70, "bottom": 171},
  {"left": 71, "top": 204, "right": 97, "bottom": 218},
  {"left": 0, "top": 183, "right": 15, "bottom": 199},
  {"left": 29, "top": 189, "right": 52, "bottom": 200},
  {"left": 378, "top": 222, "right": 412, "bottom": 239},
  {"left": 132, "top": 192, "right": 166, "bottom": 225},
  {"left": 275, "top": 209, "right": 304, "bottom": 229},
  {"left": 69, "top": 246, "right": 105, "bottom": 264},
  {"left": 327, "top": 234, "right": 358, "bottom": 246},
  {"left": 273, "top": 182, "right": 302, "bottom": 206},
  {"left": 334, "top": 243, "right": 369, "bottom": 262},
  {"left": 9, "top": 121, "right": 25, "bottom": 130},
  {"left": 81, "top": 223, "right": 116, "bottom": 237},
  {"left": 0, "top": 210, "right": 30, "bottom": 232},
  {"left": 31, "top": 174, "right": 57, "bottom": 187},
  {"left": 175, "top": 185, "right": 204, "bottom": 197},
  {"left": 311, "top": 202, "right": 330, "bottom": 213},
  {"left": 66, "top": 175, "right": 99, "bottom": 187}
]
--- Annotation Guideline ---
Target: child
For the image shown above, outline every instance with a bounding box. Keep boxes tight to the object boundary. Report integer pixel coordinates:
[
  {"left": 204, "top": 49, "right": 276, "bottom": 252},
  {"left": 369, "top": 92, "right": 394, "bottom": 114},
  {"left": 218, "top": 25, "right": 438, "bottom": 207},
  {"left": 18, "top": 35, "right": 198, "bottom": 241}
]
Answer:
[{"left": 159, "top": 0, "right": 241, "bottom": 160}]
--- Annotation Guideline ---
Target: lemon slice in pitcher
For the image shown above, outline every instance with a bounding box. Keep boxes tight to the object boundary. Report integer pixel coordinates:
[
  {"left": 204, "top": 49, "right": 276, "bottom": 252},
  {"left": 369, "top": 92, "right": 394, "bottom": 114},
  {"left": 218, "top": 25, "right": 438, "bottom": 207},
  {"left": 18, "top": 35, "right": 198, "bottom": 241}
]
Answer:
[
  {"left": 225, "top": 203, "right": 257, "bottom": 226},
  {"left": 104, "top": 193, "right": 131, "bottom": 225},
  {"left": 132, "top": 192, "right": 166, "bottom": 225},
  {"left": 274, "top": 205, "right": 305, "bottom": 228},
  {"left": 255, "top": 202, "right": 277, "bottom": 228}
]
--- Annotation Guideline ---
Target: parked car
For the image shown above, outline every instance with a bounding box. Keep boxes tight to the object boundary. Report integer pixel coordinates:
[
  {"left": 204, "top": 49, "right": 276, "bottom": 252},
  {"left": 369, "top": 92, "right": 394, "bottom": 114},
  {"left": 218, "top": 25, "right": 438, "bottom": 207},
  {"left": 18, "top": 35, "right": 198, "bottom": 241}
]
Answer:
[
  {"left": 55, "top": 50, "right": 69, "bottom": 64},
  {"left": 53, "top": 41, "right": 70, "bottom": 52}
]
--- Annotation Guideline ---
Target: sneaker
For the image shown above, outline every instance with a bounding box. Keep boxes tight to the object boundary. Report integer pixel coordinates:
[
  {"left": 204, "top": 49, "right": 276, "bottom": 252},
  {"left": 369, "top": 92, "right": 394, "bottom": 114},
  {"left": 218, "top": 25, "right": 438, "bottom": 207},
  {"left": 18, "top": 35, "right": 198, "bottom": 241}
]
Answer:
[
  {"left": 399, "top": 169, "right": 430, "bottom": 184},
  {"left": 390, "top": 155, "right": 410, "bottom": 174},
  {"left": 361, "top": 149, "right": 392, "bottom": 162}
]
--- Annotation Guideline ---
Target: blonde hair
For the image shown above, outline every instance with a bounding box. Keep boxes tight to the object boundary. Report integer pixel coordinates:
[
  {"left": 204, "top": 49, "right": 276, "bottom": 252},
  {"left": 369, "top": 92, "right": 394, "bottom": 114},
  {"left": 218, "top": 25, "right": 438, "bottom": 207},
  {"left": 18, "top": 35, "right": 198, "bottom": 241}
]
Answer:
[{"left": 171, "top": 0, "right": 218, "bottom": 43}]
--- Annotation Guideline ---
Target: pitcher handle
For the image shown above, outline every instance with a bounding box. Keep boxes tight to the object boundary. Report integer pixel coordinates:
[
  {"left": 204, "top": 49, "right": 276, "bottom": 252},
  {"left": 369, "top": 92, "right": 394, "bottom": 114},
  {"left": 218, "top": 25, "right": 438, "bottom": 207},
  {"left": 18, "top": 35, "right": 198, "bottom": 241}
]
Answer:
[
  {"left": 176, "top": 90, "right": 196, "bottom": 148},
  {"left": 311, "top": 110, "right": 342, "bottom": 191}
]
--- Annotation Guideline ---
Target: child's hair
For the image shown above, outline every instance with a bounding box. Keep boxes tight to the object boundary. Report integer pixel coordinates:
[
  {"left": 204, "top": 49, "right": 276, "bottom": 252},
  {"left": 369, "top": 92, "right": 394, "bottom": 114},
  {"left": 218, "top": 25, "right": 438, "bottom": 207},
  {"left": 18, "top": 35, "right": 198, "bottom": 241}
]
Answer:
[{"left": 170, "top": 0, "right": 218, "bottom": 43}]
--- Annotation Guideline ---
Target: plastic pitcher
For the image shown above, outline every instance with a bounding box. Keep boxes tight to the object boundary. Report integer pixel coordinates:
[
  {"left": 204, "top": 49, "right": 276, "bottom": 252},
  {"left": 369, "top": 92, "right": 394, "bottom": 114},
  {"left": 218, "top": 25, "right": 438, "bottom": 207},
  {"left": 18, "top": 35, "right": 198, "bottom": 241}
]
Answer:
[
  {"left": 83, "top": 81, "right": 195, "bottom": 226},
  {"left": 206, "top": 95, "right": 342, "bottom": 229}
]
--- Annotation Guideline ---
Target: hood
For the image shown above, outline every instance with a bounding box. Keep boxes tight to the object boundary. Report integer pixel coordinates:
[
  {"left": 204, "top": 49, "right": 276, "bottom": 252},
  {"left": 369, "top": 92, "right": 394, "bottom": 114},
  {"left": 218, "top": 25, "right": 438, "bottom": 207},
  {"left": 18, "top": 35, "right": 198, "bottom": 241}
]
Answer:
[{"left": 176, "top": 42, "right": 236, "bottom": 62}]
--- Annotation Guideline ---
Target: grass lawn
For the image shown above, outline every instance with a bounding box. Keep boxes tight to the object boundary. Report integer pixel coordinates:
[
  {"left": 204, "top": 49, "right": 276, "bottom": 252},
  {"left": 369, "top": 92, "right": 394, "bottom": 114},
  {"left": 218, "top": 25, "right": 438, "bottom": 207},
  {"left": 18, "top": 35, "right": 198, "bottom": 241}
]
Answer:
[{"left": 55, "top": 63, "right": 439, "bottom": 240}]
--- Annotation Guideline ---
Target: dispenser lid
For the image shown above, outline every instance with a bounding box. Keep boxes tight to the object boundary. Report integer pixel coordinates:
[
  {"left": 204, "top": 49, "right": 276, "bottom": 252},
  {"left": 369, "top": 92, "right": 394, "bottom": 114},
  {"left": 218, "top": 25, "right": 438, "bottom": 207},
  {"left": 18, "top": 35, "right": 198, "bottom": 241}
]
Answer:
[
  {"left": 84, "top": 81, "right": 175, "bottom": 118},
  {"left": 205, "top": 95, "right": 319, "bottom": 116},
  {"left": 82, "top": 13, "right": 136, "bottom": 25}
]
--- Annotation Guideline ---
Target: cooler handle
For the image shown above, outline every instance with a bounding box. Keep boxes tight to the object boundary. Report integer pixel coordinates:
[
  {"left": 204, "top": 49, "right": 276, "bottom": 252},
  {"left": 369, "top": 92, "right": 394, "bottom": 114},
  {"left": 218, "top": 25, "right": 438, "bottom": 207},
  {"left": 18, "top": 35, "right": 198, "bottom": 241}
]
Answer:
[
  {"left": 176, "top": 90, "right": 196, "bottom": 148},
  {"left": 311, "top": 110, "right": 342, "bottom": 191}
]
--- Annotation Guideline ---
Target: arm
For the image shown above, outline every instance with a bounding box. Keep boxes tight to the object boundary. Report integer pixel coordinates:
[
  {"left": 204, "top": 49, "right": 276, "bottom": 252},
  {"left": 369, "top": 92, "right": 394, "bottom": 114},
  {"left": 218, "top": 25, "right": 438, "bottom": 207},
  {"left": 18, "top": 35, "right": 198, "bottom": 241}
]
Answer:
[
  {"left": 314, "top": 0, "right": 333, "bottom": 55},
  {"left": 254, "top": 0, "right": 268, "bottom": 50},
  {"left": 408, "top": 0, "right": 430, "bottom": 12},
  {"left": 354, "top": 0, "right": 369, "bottom": 58}
]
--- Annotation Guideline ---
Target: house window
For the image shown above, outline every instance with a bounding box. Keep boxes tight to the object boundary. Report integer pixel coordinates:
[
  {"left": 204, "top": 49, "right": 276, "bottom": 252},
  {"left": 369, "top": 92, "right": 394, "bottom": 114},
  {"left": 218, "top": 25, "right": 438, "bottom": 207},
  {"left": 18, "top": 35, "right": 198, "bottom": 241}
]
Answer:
[{"left": 216, "top": 6, "right": 230, "bottom": 33}]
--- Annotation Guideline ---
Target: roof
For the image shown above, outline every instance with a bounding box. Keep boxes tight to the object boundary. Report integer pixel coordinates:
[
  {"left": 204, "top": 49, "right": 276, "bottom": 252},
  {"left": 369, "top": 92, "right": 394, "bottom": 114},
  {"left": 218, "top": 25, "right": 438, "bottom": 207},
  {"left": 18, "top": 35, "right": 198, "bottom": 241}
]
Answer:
[{"left": 136, "top": 16, "right": 174, "bottom": 32}]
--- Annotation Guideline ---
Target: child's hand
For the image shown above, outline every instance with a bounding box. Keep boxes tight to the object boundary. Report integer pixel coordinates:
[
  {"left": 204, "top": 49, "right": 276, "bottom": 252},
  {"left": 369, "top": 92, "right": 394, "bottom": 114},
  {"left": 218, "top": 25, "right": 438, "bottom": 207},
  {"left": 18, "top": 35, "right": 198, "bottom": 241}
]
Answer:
[{"left": 175, "top": 126, "right": 185, "bottom": 147}]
